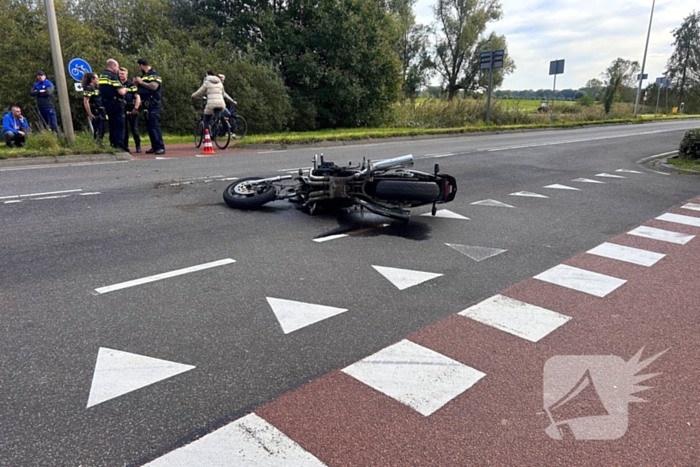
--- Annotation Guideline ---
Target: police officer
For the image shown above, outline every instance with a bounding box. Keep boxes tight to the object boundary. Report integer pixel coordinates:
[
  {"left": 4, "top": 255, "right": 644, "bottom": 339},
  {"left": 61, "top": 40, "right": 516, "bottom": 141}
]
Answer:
[
  {"left": 133, "top": 58, "right": 165, "bottom": 155},
  {"left": 118, "top": 67, "right": 141, "bottom": 153},
  {"left": 98, "top": 59, "right": 129, "bottom": 152}
]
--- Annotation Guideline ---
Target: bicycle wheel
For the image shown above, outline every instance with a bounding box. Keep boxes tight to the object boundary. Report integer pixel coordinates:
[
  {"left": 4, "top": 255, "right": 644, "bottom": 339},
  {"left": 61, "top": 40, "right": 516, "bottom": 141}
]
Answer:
[
  {"left": 194, "top": 120, "right": 204, "bottom": 148},
  {"left": 232, "top": 115, "right": 247, "bottom": 140},
  {"left": 213, "top": 118, "right": 231, "bottom": 149}
]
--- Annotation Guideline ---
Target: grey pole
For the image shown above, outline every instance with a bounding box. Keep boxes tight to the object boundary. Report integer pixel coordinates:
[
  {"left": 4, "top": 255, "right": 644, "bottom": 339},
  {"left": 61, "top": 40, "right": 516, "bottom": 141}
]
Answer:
[
  {"left": 485, "top": 66, "right": 494, "bottom": 124},
  {"left": 633, "top": 0, "right": 655, "bottom": 117},
  {"left": 655, "top": 84, "right": 661, "bottom": 115},
  {"left": 44, "top": 0, "right": 75, "bottom": 145},
  {"left": 550, "top": 73, "right": 557, "bottom": 123}
]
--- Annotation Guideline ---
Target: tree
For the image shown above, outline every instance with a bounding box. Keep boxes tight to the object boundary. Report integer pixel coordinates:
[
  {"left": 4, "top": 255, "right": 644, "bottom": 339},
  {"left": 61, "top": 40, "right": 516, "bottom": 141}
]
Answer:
[
  {"left": 601, "top": 58, "right": 640, "bottom": 89},
  {"left": 432, "top": 0, "right": 505, "bottom": 100},
  {"left": 387, "top": 0, "right": 434, "bottom": 99},
  {"left": 666, "top": 10, "right": 700, "bottom": 104}
]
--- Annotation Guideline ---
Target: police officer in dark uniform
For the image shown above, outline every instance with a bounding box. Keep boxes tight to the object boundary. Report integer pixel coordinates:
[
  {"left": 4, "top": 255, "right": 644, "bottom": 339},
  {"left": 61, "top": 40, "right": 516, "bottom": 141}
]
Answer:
[
  {"left": 133, "top": 58, "right": 165, "bottom": 155},
  {"left": 98, "top": 59, "right": 129, "bottom": 152},
  {"left": 118, "top": 67, "right": 141, "bottom": 153}
]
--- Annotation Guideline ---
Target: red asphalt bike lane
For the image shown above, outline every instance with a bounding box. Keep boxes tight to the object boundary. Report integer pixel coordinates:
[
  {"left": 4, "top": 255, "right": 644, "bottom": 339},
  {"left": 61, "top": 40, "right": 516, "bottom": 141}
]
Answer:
[
  {"left": 130, "top": 142, "right": 250, "bottom": 159},
  {"left": 253, "top": 198, "right": 700, "bottom": 466}
]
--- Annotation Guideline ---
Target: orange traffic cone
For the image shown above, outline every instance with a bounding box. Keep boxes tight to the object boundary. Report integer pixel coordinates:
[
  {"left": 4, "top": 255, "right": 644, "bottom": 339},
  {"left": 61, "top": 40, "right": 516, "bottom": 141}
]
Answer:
[{"left": 202, "top": 129, "right": 215, "bottom": 155}]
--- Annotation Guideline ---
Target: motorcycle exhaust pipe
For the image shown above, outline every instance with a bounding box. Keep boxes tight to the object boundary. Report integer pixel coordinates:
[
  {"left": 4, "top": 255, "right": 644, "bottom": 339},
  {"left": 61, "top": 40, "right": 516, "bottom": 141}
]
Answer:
[
  {"left": 357, "top": 199, "right": 410, "bottom": 222},
  {"left": 370, "top": 154, "right": 413, "bottom": 172}
]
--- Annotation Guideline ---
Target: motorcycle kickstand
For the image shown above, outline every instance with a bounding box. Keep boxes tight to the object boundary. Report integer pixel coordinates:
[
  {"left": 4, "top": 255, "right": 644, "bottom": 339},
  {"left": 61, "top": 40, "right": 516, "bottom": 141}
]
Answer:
[{"left": 431, "top": 202, "right": 437, "bottom": 216}]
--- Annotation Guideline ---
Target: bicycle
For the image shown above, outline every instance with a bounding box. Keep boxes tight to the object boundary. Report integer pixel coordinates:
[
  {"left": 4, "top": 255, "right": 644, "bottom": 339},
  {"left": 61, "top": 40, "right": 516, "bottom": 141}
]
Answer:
[{"left": 194, "top": 103, "right": 247, "bottom": 150}]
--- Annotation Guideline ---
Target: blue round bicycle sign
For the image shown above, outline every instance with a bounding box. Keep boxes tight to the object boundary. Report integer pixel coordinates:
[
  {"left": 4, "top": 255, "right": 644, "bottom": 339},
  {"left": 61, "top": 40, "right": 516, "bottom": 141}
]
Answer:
[{"left": 68, "top": 58, "right": 91, "bottom": 82}]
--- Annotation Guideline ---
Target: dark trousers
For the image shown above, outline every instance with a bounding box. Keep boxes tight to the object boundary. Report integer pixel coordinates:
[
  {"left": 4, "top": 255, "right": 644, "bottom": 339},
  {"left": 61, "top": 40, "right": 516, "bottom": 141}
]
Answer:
[
  {"left": 144, "top": 104, "right": 164, "bottom": 150},
  {"left": 3, "top": 131, "right": 25, "bottom": 148},
  {"left": 124, "top": 110, "right": 141, "bottom": 149},
  {"left": 105, "top": 102, "right": 126, "bottom": 150},
  {"left": 39, "top": 107, "right": 59, "bottom": 133},
  {"left": 91, "top": 112, "right": 105, "bottom": 142}
]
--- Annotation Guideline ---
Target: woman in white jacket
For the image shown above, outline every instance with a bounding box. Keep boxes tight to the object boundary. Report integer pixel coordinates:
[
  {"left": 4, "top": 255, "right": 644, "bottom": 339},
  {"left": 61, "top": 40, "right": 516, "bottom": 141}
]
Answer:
[{"left": 191, "top": 71, "right": 226, "bottom": 135}]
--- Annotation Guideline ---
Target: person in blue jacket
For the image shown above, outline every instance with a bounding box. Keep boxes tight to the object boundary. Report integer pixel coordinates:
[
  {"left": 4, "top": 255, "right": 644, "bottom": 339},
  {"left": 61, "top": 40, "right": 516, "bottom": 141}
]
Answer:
[
  {"left": 29, "top": 71, "right": 59, "bottom": 133},
  {"left": 3, "top": 106, "right": 30, "bottom": 148}
]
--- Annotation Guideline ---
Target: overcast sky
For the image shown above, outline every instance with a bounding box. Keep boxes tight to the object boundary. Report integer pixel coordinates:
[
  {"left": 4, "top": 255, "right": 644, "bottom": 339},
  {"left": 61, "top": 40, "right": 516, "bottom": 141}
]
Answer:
[{"left": 414, "top": 0, "right": 693, "bottom": 90}]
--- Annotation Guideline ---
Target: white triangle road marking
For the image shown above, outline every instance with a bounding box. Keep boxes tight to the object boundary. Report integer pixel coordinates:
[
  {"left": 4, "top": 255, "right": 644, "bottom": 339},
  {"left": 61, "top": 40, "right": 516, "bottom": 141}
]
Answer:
[
  {"left": 595, "top": 173, "right": 626, "bottom": 178},
  {"left": 87, "top": 348, "right": 195, "bottom": 408},
  {"left": 420, "top": 209, "right": 469, "bottom": 219},
  {"left": 143, "top": 413, "right": 327, "bottom": 466},
  {"left": 572, "top": 178, "right": 605, "bottom": 184},
  {"left": 470, "top": 199, "right": 515, "bottom": 208},
  {"left": 446, "top": 244, "right": 507, "bottom": 262},
  {"left": 372, "top": 266, "right": 443, "bottom": 290},
  {"left": 543, "top": 184, "right": 580, "bottom": 190},
  {"left": 616, "top": 169, "right": 644, "bottom": 173},
  {"left": 266, "top": 298, "right": 347, "bottom": 334},
  {"left": 509, "top": 191, "right": 549, "bottom": 198}
]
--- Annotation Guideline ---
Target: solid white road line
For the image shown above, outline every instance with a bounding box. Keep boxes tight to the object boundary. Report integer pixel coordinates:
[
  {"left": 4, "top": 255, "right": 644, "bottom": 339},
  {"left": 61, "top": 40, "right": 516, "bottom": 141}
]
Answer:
[
  {"left": 95, "top": 259, "right": 236, "bottom": 294},
  {"left": 0, "top": 188, "right": 83, "bottom": 199}
]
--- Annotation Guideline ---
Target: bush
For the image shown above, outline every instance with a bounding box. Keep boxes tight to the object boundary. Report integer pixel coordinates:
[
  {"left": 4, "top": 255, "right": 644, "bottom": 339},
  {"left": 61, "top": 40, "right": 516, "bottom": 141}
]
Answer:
[{"left": 679, "top": 129, "right": 700, "bottom": 160}]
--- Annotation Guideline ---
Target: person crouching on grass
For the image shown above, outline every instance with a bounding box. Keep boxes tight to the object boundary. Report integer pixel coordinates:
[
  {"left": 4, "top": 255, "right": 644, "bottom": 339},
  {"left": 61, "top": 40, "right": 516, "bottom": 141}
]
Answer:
[{"left": 2, "top": 106, "right": 30, "bottom": 148}]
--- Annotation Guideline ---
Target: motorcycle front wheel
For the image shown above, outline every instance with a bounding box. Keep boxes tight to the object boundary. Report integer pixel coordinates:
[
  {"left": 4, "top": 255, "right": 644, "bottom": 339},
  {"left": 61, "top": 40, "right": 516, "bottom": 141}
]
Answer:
[{"left": 223, "top": 177, "right": 277, "bottom": 209}]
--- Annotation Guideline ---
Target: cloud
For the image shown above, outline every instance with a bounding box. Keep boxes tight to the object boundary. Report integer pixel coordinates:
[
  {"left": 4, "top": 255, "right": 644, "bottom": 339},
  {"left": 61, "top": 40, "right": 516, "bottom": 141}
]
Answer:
[{"left": 415, "top": 0, "right": 692, "bottom": 90}]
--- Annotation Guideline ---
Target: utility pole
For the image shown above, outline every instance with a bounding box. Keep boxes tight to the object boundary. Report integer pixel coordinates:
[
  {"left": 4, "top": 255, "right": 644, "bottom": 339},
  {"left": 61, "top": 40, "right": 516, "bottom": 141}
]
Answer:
[
  {"left": 634, "top": 0, "right": 655, "bottom": 117},
  {"left": 44, "top": 0, "right": 75, "bottom": 145}
]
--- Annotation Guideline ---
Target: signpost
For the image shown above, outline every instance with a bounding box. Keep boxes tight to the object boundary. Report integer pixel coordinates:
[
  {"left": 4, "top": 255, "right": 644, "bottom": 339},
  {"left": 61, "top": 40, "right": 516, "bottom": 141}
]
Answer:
[
  {"left": 548, "top": 59, "right": 565, "bottom": 123},
  {"left": 44, "top": 0, "right": 75, "bottom": 144},
  {"left": 654, "top": 77, "right": 669, "bottom": 115},
  {"left": 480, "top": 49, "right": 504, "bottom": 124}
]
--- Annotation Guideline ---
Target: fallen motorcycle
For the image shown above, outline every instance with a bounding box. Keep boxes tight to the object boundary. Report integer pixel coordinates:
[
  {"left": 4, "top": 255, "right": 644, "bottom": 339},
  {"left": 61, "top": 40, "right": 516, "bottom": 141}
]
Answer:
[{"left": 223, "top": 154, "right": 457, "bottom": 222}]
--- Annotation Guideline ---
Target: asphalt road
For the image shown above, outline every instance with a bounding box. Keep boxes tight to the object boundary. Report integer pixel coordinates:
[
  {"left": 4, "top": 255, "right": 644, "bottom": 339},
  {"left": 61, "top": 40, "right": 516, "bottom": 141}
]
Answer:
[{"left": 0, "top": 120, "right": 698, "bottom": 466}]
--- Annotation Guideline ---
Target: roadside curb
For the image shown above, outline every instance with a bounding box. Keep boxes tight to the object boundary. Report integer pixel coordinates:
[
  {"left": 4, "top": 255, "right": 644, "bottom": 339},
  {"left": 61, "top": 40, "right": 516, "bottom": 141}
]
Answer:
[
  {"left": 0, "top": 152, "right": 132, "bottom": 168},
  {"left": 644, "top": 151, "right": 700, "bottom": 175}
]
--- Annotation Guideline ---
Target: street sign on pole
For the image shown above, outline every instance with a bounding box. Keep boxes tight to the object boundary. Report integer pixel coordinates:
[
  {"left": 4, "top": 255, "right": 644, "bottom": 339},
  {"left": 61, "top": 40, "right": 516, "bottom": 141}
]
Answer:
[
  {"left": 637, "top": 73, "right": 648, "bottom": 81},
  {"left": 68, "top": 58, "right": 91, "bottom": 83},
  {"left": 548, "top": 59, "right": 565, "bottom": 122},
  {"left": 480, "top": 49, "right": 505, "bottom": 124},
  {"left": 549, "top": 59, "right": 565, "bottom": 76}
]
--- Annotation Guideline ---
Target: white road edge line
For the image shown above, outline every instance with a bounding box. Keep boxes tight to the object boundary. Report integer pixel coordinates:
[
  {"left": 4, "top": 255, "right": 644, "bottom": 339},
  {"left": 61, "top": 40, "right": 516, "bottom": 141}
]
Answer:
[
  {"left": 0, "top": 189, "right": 83, "bottom": 200},
  {"left": 95, "top": 258, "right": 236, "bottom": 294}
]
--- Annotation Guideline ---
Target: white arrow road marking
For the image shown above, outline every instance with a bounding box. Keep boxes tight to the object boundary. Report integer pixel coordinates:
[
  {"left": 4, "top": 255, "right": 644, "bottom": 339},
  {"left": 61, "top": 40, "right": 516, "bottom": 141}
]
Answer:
[
  {"left": 470, "top": 199, "right": 514, "bottom": 208},
  {"left": 446, "top": 244, "right": 507, "bottom": 262},
  {"left": 342, "top": 340, "right": 486, "bottom": 417},
  {"left": 266, "top": 298, "right": 347, "bottom": 334},
  {"left": 543, "top": 184, "right": 580, "bottom": 190},
  {"left": 509, "top": 191, "right": 549, "bottom": 198},
  {"left": 87, "top": 348, "right": 195, "bottom": 408},
  {"left": 459, "top": 294, "right": 571, "bottom": 342},
  {"left": 372, "top": 265, "right": 443, "bottom": 290},
  {"left": 420, "top": 209, "right": 469, "bottom": 219},
  {"left": 95, "top": 259, "right": 236, "bottom": 294},
  {"left": 143, "top": 413, "right": 327, "bottom": 466}
]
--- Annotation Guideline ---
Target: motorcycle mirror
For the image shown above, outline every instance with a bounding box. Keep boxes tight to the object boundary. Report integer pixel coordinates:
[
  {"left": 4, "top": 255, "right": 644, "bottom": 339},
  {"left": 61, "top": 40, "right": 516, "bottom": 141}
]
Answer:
[{"left": 434, "top": 163, "right": 440, "bottom": 175}]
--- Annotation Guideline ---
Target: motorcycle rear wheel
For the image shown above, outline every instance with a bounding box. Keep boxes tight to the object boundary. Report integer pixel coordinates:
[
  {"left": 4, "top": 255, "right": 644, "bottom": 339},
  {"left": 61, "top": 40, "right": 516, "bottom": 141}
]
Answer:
[
  {"left": 223, "top": 177, "right": 277, "bottom": 209},
  {"left": 375, "top": 180, "right": 440, "bottom": 201}
]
